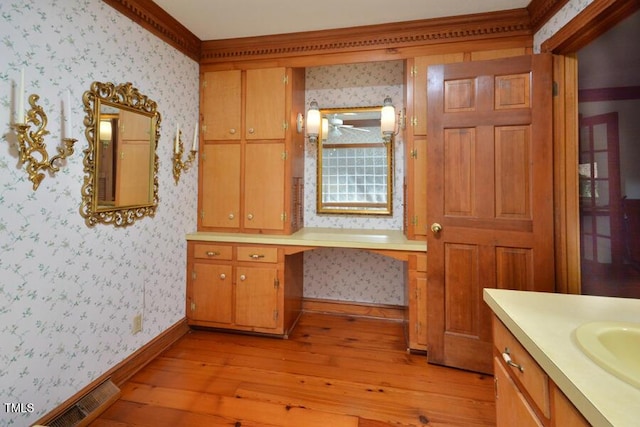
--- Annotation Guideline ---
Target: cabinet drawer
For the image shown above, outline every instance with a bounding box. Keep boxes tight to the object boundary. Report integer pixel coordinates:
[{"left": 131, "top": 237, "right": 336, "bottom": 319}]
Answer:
[
  {"left": 493, "top": 319, "right": 550, "bottom": 418},
  {"left": 237, "top": 246, "right": 278, "bottom": 263},
  {"left": 193, "top": 244, "right": 233, "bottom": 261}
]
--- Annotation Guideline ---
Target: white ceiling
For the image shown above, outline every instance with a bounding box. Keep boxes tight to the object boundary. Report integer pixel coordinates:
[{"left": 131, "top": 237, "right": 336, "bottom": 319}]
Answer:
[{"left": 152, "top": 0, "right": 530, "bottom": 41}]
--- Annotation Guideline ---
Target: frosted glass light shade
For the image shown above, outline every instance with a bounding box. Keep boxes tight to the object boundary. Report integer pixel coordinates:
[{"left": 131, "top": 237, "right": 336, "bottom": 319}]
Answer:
[
  {"left": 306, "top": 100, "right": 321, "bottom": 143},
  {"left": 381, "top": 97, "right": 396, "bottom": 142}
]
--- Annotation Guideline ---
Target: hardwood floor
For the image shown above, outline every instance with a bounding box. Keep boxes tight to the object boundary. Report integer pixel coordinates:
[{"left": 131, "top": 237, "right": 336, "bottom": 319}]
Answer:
[{"left": 91, "top": 313, "right": 496, "bottom": 426}]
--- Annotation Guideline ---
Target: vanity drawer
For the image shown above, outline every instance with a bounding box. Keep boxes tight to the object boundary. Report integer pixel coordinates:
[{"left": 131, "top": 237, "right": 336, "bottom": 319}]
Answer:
[
  {"left": 493, "top": 319, "right": 550, "bottom": 419},
  {"left": 193, "top": 243, "right": 233, "bottom": 261},
  {"left": 237, "top": 246, "right": 278, "bottom": 263}
]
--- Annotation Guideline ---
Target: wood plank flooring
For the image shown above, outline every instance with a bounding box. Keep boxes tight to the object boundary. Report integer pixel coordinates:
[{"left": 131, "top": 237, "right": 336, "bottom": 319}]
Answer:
[{"left": 91, "top": 313, "right": 496, "bottom": 426}]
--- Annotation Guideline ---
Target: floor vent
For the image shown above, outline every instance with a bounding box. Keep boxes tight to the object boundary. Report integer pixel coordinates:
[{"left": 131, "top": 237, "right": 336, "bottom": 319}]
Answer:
[{"left": 47, "top": 379, "right": 121, "bottom": 427}]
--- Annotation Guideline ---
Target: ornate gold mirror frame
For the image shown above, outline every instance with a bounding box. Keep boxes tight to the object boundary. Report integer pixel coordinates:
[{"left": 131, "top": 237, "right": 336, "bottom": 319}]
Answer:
[{"left": 80, "top": 82, "right": 161, "bottom": 227}]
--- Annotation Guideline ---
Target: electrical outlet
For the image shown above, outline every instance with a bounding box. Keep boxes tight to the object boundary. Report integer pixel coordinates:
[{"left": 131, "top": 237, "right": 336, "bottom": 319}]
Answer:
[{"left": 132, "top": 314, "right": 142, "bottom": 334}]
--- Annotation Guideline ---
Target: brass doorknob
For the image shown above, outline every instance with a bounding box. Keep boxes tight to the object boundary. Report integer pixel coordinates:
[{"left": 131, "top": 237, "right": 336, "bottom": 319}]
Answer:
[{"left": 431, "top": 223, "right": 443, "bottom": 234}]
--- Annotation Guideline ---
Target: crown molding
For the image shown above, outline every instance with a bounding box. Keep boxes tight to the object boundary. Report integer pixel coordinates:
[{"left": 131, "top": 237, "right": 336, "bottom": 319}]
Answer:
[
  {"left": 527, "top": 0, "right": 570, "bottom": 32},
  {"left": 102, "top": 1, "right": 534, "bottom": 65},
  {"left": 102, "top": 0, "right": 201, "bottom": 61},
  {"left": 200, "top": 9, "right": 532, "bottom": 65}
]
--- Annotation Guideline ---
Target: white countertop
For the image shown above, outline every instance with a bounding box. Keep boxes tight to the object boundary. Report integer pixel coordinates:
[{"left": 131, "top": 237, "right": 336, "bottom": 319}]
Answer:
[
  {"left": 484, "top": 289, "right": 640, "bottom": 427},
  {"left": 186, "top": 227, "right": 427, "bottom": 252}
]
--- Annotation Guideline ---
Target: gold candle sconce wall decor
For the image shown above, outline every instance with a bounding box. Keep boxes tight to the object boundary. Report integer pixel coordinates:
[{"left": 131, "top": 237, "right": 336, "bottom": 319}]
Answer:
[
  {"left": 12, "top": 70, "right": 77, "bottom": 190},
  {"left": 172, "top": 122, "right": 198, "bottom": 184}
]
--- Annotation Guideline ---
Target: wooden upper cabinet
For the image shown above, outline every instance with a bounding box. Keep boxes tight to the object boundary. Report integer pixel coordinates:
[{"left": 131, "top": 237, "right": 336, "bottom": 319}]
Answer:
[
  {"left": 119, "top": 109, "right": 152, "bottom": 141},
  {"left": 244, "top": 142, "right": 286, "bottom": 231},
  {"left": 409, "top": 53, "right": 464, "bottom": 137},
  {"left": 200, "top": 143, "right": 241, "bottom": 229},
  {"left": 202, "top": 70, "right": 242, "bottom": 140},
  {"left": 245, "top": 67, "right": 287, "bottom": 140},
  {"left": 198, "top": 66, "right": 304, "bottom": 234}
]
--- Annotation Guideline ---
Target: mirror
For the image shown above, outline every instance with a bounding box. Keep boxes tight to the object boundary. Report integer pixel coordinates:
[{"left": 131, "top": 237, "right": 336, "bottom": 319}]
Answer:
[
  {"left": 317, "top": 107, "right": 392, "bottom": 215},
  {"left": 80, "top": 82, "right": 161, "bottom": 227}
]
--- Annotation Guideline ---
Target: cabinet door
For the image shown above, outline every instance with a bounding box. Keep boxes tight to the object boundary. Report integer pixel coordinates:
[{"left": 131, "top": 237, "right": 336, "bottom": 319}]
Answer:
[
  {"left": 494, "top": 357, "right": 544, "bottom": 427},
  {"left": 244, "top": 143, "right": 285, "bottom": 231},
  {"left": 245, "top": 68, "right": 286, "bottom": 140},
  {"left": 200, "top": 143, "right": 241, "bottom": 228},
  {"left": 408, "top": 271, "right": 428, "bottom": 349},
  {"left": 411, "top": 53, "right": 464, "bottom": 136},
  {"left": 119, "top": 109, "right": 152, "bottom": 140},
  {"left": 406, "top": 138, "right": 428, "bottom": 239},
  {"left": 189, "top": 263, "right": 233, "bottom": 324},
  {"left": 235, "top": 266, "right": 279, "bottom": 330},
  {"left": 115, "top": 140, "right": 151, "bottom": 206},
  {"left": 202, "top": 70, "right": 241, "bottom": 140}
]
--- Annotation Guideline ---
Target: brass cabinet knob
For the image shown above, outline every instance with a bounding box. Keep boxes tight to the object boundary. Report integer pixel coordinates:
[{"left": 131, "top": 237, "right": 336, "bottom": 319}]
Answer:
[
  {"left": 219, "top": 273, "right": 226, "bottom": 280},
  {"left": 248, "top": 128, "right": 255, "bottom": 134},
  {"left": 229, "top": 128, "right": 236, "bottom": 134},
  {"left": 431, "top": 223, "right": 443, "bottom": 234},
  {"left": 247, "top": 213, "right": 254, "bottom": 220},
  {"left": 228, "top": 213, "right": 235, "bottom": 220},
  {"left": 239, "top": 274, "right": 246, "bottom": 281}
]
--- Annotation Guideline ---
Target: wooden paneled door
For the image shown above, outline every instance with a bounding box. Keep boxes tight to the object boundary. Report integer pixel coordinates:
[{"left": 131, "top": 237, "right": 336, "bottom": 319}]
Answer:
[{"left": 426, "top": 55, "right": 555, "bottom": 374}]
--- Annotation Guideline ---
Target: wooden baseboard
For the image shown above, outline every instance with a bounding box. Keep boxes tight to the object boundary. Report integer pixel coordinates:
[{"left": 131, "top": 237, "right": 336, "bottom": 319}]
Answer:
[
  {"left": 35, "top": 317, "right": 189, "bottom": 425},
  {"left": 302, "top": 298, "right": 406, "bottom": 321}
]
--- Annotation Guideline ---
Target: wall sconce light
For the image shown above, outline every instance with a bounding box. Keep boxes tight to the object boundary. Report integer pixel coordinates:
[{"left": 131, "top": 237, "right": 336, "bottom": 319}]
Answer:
[
  {"left": 306, "top": 100, "right": 321, "bottom": 143},
  {"left": 12, "top": 69, "right": 77, "bottom": 190},
  {"left": 380, "top": 96, "right": 405, "bottom": 143},
  {"left": 173, "top": 122, "right": 198, "bottom": 184},
  {"left": 99, "top": 120, "right": 113, "bottom": 146}
]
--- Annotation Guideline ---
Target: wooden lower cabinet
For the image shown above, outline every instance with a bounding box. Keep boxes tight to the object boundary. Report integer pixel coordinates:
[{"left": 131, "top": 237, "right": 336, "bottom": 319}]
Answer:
[
  {"left": 406, "top": 253, "right": 427, "bottom": 351},
  {"left": 187, "top": 241, "right": 303, "bottom": 336},
  {"left": 492, "top": 316, "right": 590, "bottom": 427}
]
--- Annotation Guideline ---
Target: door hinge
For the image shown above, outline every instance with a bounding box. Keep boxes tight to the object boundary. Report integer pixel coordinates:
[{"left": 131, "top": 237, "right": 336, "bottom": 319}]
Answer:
[
  {"left": 200, "top": 210, "right": 205, "bottom": 219},
  {"left": 280, "top": 212, "right": 287, "bottom": 222},
  {"left": 202, "top": 80, "right": 207, "bottom": 88},
  {"left": 191, "top": 271, "right": 197, "bottom": 280},
  {"left": 274, "top": 278, "right": 280, "bottom": 289},
  {"left": 411, "top": 65, "right": 418, "bottom": 77},
  {"left": 281, "top": 151, "right": 288, "bottom": 160},
  {"left": 283, "top": 121, "right": 288, "bottom": 131},
  {"left": 283, "top": 75, "right": 289, "bottom": 85},
  {"left": 411, "top": 116, "right": 418, "bottom": 127},
  {"left": 410, "top": 148, "right": 418, "bottom": 159},
  {"left": 553, "top": 81, "right": 559, "bottom": 97},
  {"left": 202, "top": 124, "right": 207, "bottom": 135},
  {"left": 190, "top": 302, "right": 196, "bottom": 311},
  {"left": 412, "top": 216, "right": 419, "bottom": 226},
  {"left": 273, "top": 309, "right": 279, "bottom": 320}
]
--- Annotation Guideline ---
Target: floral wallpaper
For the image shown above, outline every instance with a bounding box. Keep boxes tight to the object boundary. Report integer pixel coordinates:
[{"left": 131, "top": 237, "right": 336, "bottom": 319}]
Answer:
[
  {"left": 303, "top": 61, "right": 406, "bottom": 305},
  {"left": 0, "top": 0, "right": 594, "bottom": 424},
  {"left": 533, "top": 0, "right": 594, "bottom": 52},
  {"left": 0, "top": 0, "right": 199, "bottom": 425}
]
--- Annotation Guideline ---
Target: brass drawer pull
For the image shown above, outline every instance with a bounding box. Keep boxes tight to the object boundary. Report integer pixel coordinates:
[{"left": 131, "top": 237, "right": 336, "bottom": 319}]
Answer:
[
  {"left": 502, "top": 348, "right": 524, "bottom": 372},
  {"left": 249, "top": 254, "right": 265, "bottom": 259},
  {"left": 206, "top": 251, "right": 220, "bottom": 257}
]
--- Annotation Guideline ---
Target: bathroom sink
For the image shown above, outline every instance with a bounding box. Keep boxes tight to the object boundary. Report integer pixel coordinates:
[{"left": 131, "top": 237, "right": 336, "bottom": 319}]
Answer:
[{"left": 575, "top": 321, "right": 640, "bottom": 389}]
